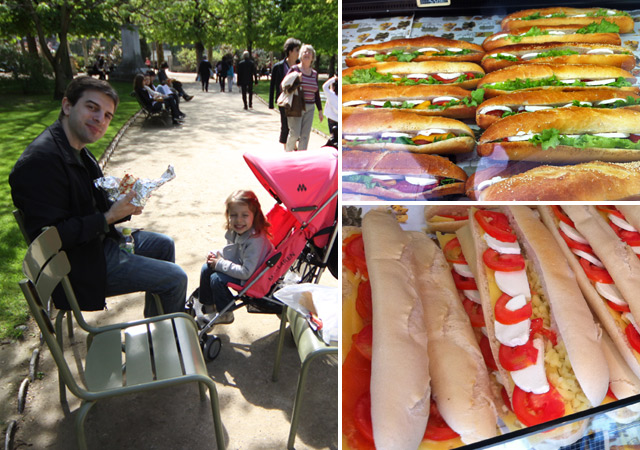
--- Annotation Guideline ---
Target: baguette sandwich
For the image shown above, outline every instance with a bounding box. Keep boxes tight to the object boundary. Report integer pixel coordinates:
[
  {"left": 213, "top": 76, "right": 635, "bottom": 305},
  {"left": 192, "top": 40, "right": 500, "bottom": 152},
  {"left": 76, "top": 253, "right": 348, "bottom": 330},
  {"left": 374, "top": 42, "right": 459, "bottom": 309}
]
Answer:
[
  {"left": 342, "top": 61, "right": 485, "bottom": 90},
  {"left": 501, "top": 7, "right": 634, "bottom": 34},
  {"left": 473, "top": 161, "right": 640, "bottom": 201},
  {"left": 342, "top": 85, "right": 484, "bottom": 119},
  {"left": 342, "top": 150, "right": 468, "bottom": 200},
  {"left": 477, "top": 108, "right": 640, "bottom": 163},
  {"left": 342, "top": 210, "right": 497, "bottom": 450},
  {"left": 481, "top": 43, "right": 635, "bottom": 73},
  {"left": 468, "top": 206, "right": 609, "bottom": 433},
  {"left": 477, "top": 63, "right": 637, "bottom": 97},
  {"left": 476, "top": 88, "right": 640, "bottom": 129},
  {"left": 539, "top": 205, "right": 640, "bottom": 385},
  {"left": 483, "top": 21, "right": 622, "bottom": 51},
  {"left": 425, "top": 205, "right": 473, "bottom": 233},
  {"left": 346, "top": 36, "right": 484, "bottom": 67},
  {"left": 343, "top": 109, "right": 475, "bottom": 154}
]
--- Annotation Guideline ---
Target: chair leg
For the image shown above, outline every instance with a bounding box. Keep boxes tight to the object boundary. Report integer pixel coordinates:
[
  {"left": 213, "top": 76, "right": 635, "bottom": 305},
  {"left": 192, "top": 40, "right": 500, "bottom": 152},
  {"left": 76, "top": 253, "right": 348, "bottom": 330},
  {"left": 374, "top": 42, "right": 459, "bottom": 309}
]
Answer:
[
  {"left": 205, "top": 381, "right": 225, "bottom": 449},
  {"left": 66, "top": 311, "right": 74, "bottom": 339},
  {"left": 54, "top": 313, "right": 68, "bottom": 406},
  {"left": 287, "top": 354, "right": 315, "bottom": 450},
  {"left": 272, "top": 306, "right": 288, "bottom": 382},
  {"left": 75, "top": 400, "right": 96, "bottom": 450}
]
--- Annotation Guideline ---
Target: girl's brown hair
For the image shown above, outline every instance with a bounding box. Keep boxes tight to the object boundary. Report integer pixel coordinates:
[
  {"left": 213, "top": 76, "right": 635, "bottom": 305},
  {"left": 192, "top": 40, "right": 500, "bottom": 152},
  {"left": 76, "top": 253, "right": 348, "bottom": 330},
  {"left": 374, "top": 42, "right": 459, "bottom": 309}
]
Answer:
[{"left": 225, "top": 190, "right": 271, "bottom": 237}]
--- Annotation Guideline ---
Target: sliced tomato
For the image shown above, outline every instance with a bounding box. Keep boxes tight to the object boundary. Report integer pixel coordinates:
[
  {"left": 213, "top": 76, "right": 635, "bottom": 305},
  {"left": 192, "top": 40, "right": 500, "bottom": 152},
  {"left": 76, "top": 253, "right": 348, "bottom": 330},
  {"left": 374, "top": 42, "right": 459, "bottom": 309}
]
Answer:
[
  {"left": 437, "top": 214, "right": 468, "bottom": 221},
  {"left": 342, "top": 347, "right": 374, "bottom": 450},
  {"left": 480, "top": 334, "right": 498, "bottom": 371},
  {"left": 631, "top": 134, "right": 640, "bottom": 144},
  {"left": 443, "top": 237, "right": 466, "bottom": 264},
  {"left": 625, "top": 323, "right": 640, "bottom": 354},
  {"left": 499, "top": 338, "right": 538, "bottom": 371},
  {"left": 501, "top": 386, "right": 513, "bottom": 412},
  {"left": 430, "top": 73, "right": 453, "bottom": 83},
  {"left": 558, "top": 229, "right": 593, "bottom": 253},
  {"left": 353, "top": 324, "right": 373, "bottom": 361},
  {"left": 344, "top": 233, "right": 368, "bottom": 278},
  {"left": 486, "top": 109, "right": 506, "bottom": 117},
  {"left": 579, "top": 257, "right": 614, "bottom": 284},
  {"left": 475, "top": 210, "right": 516, "bottom": 243},
  {"left": 462, "top": 297, "right": 485, "bottom": 327},
  {"left": 451, "top": 268, "right": 478, "bottom": 290},
  {"left": 597, "top": 205, "right": 625, "bottom": 219},
  {"left": 512, "top": 384, "right": 565, "bottom": 427},
  {"left": 607, "top": 300, "right": 631, "bottom": 313},
  {"left": 610, "top": 222, "right": 640, "bottom": 246},
  {"left": 531, "top": 318, "right": 558, "bottom": 347},
  {"left": 424, "top": 401, "right": 460, "bottom": 441},
  {"left": 356, "top": 280, "right": 373, "bottom": 323},
  {"left": 550, "top": 205, "right": 574, "bottom": 226},
  {"left": 354, "top": 392, "right": 375, "bottom": 443},
  {"left": 495, "top": 293, "right": 532, "bottom": 325},
  {"left": 606, "top": 386, "right": 618, "bottom": 401},
  {"left": 483, "top": 248, "right": 525, "bottom": 272}
]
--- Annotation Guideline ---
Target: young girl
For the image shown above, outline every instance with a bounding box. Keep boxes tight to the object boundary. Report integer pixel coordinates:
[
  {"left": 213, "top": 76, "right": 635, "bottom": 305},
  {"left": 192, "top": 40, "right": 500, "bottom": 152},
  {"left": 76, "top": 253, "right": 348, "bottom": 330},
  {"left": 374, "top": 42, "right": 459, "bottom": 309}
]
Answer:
[{"left": 195, "top": 190, "right": 274, "bottom": 325}]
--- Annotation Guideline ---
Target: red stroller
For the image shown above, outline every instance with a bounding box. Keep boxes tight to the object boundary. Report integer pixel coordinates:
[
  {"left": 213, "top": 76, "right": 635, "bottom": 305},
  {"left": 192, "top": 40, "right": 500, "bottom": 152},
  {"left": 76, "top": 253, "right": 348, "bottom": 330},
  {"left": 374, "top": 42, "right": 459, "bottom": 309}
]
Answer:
[{"left": 194, "top": 148, "right": 338, "bottom": 360}]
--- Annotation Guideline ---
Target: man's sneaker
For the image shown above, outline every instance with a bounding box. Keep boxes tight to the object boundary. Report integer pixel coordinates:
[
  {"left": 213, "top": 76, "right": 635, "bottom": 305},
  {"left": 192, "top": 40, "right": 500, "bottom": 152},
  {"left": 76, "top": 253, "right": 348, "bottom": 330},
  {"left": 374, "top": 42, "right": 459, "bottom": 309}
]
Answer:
[{"left": 216, "top": 311, "right": 235, "bottom": 325}]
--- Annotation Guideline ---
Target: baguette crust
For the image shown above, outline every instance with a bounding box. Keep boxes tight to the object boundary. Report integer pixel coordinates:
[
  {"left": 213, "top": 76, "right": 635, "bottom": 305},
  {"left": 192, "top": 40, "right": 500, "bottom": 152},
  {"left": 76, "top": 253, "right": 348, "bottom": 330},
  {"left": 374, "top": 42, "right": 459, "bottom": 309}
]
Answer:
[
  {"left": 362, "top": 210, "right": 431, "bottom": 450},
  {"left": 505, "top": 206, "right": 608, "bottom": 408},
  {"left": 483, "top": 26, "right": 621, "bottom": 51},
  {"left": 478, "top": 161, "right": 640, "bottom": 201},
  {"left": 424, "top": 205, "right": 472, "bottom": 233},
  {"left": 616, "top": 206, "right": 640, "bottom": 232},
  {"left": 343, "top": 62, "right": 484, "bottom": 90},
  {"left": 478, "top": 63, "right": 637, "bottom": 97},
  {"left": 481, "top": 43, "right": 635, "bottom": 72},
  {"left": 410, "top": 233, "right": 497, "bottom": 443},
  {"left": 342, "top": 84, "right": 477, "bottom": 119},
  {"left": 346, "top": 36, "right": 484, "bottom": 66},
  {"left": 477, "top": 141, "right": 640, "bottom": 163},
  {"left": 501, "top": 8, "right": 635, "bottom": 34},
  {"left": 476, "top": 89, "right": 640, "bottom": 129},
  {"left": 538, "top": 205, "right": 640, "bottom": 381}
]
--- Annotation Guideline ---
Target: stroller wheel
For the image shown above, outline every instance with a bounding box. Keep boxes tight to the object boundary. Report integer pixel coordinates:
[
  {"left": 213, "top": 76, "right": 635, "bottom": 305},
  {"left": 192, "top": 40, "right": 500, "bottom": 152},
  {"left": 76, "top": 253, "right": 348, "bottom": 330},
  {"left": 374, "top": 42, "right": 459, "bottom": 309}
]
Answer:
[{"left": 203, "top": 334, "right": 222, "bottom": 361}]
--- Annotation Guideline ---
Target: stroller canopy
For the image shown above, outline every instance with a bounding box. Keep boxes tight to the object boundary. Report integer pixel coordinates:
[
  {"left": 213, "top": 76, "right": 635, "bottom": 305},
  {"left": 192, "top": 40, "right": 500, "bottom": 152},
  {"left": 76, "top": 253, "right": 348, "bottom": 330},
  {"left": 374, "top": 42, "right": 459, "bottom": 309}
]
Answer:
[{"left": 243, "top": 149, "right": 338, "bottom": 233}]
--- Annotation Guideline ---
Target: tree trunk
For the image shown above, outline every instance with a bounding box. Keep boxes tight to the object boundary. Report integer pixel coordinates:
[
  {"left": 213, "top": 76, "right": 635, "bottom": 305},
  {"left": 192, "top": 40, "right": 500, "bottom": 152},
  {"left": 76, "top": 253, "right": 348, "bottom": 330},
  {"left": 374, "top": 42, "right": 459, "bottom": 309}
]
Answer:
[
  {"left": 329, "top": 54, "right": 336, "bottom": 77},
  {"left": 157, "top": 42, "right": 165, "bottom": 65},
  {"left": 54, "top": 33, "right": 74, "bottom": 99},
  {"left": 195, "top": 41, "right": 205, "bottom": 68},
  {"left": 26, "top": 33, "right": 38, "bottom": 56}
]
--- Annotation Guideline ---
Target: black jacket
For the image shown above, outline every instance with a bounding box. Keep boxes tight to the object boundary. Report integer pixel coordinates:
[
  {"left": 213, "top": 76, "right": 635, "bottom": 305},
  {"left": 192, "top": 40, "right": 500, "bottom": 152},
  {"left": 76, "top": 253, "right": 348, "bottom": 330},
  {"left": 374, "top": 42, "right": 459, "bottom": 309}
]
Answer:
[
  {"left": 237, "top": 59, "right": 257, "bottom": 86},
  {"left": 269, "top": 58, "right": 290, "bottom": 108},
  {"left": 9, "top": 120, "right": 123, "bottom": 311},
  {"left": 198, "top": 59, "right": 213, "bottom": 78}
]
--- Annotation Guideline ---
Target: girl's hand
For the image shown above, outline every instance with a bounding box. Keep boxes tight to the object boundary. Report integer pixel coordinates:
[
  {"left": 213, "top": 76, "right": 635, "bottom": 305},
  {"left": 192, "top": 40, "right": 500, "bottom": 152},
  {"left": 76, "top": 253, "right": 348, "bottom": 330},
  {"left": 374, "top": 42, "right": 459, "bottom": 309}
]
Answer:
[{"left": 318, "top": 110, "right": 324, "bottom": 122}]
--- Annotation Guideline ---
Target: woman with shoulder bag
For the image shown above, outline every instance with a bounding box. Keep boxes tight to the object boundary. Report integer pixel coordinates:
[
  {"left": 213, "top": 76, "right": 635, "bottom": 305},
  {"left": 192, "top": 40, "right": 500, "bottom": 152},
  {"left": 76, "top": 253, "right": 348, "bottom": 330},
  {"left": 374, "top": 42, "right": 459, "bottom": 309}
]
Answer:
[{"left": 284, "top": 44, "right": 323, "bottom": 152}]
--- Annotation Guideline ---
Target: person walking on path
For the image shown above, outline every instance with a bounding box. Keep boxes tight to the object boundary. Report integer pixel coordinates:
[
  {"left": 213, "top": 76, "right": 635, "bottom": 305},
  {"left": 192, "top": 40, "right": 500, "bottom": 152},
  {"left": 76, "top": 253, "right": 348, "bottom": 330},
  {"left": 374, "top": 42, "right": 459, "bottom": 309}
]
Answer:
[
  {"left": 269, "top": 38, "right": 301, "bottom": 150},
  {"left": 237, "top": 51, "right": 258, "bottom": 110},
  {"left": 9, "top": 76, "right": 188, "bottom": 317},
  {"left": 197, "top": 55, "right": 213, "bottom": 92},
  {"left": 285, "top": 44, "right": 323, "bottom": 152},
  {"left": 227, "top": 57, "right": 235, "bottom": 93},
  {"left": 217, "top": 59, "right": 228, "bottom": 92}
]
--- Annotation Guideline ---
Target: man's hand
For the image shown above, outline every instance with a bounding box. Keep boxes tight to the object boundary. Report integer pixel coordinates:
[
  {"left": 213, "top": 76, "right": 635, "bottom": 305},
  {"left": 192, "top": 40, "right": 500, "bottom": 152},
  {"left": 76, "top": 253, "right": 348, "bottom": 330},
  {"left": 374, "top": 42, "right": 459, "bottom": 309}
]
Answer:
[
  {"left": 319, "top": 110, "right": 324, "bottom": 122},
  {"left": 104, "top": 191, "right": 143, "bottom": 224}
]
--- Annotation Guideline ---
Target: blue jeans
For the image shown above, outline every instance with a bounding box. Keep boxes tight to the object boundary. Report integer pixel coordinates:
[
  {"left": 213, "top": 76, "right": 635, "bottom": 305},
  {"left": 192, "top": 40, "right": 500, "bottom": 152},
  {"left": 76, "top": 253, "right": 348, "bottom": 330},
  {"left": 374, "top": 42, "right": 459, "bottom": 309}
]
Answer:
[
  {"left": 104, "top": 231, "right": 188, "bottom": 317},
  {"left": 199, "top": 263, "right": 239, "bottom": 312}
]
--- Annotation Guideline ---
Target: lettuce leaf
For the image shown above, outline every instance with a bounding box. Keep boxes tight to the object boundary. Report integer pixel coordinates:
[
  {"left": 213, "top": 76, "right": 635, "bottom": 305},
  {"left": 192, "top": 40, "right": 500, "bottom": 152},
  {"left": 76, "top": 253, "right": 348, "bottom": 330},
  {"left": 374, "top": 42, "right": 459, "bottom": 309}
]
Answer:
[
  {"left": 507, "top": 26, "right": 548, "bottom": 43},
  {"left": 433, "top": 48, "right": 473, "bottom": 56},
  {"left": 487, "top": 75, "right": 632, "bottom": 91},
  {"left": 532, "top": 49, "right": 580, "bottom": 58},
  {"left": 375, "top": 50, "right": 422, "bottom": 62},
  {"left": 521, "top": 11, "right": 566, "bottom": 20},
  {"left": 576, "top": 19, "right": 620, "bottom": 34},
  {"left": 343, "top": 67, "right": 396, "bottom": 85},
  {"left": 587, "top": 8, "right": 630, "bottom": 18},
  {"left": 342, "top": 174, "right": 383, "bottom": 189},
  {"left": 529, "top": 128, "right": 640, "bottom": 150},
  {"left": 489, "top": 53, "right": 519, "bottom": 61}
]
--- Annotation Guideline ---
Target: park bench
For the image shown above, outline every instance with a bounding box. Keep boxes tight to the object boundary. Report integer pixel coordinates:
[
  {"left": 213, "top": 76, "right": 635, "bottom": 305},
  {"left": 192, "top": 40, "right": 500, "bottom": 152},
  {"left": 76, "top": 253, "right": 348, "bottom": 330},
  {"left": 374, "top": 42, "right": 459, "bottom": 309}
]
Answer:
[{"left": 130, "top": 90, "right": 170, "bottom": 122}]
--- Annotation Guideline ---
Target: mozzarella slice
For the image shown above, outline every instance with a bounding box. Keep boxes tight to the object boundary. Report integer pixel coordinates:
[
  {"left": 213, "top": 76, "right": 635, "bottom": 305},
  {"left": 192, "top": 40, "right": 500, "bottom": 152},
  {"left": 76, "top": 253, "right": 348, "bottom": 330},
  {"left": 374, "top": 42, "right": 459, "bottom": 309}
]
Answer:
[
  {"left": 351, "top": 49, "right": 377, "bottom": 57},
  {"left": 505, "top": 294, "right": 528, "bottom": 311},
  {"left": 497, "top": 52, "right": 517, "bottom": 59},
  {"left": 479, "top": 105, "right": 513, "bottom": 115},
  {"left": 342, "top": 100, "right": 368, "bottom": 107},
  {"left": 464, "top": 289, "right": 481, "bottom": 304},
  {"left": 560, "top": 79, "right": 577, "bottom": 84},
  {"left": 548, "top": 30, "right": 566, "bottom": 35},
  {"left": 511, "top": 338, "right": 550, "bottom": 394},
  {"left": 367, "top": 174, "right": 404, "bottom": 180},
  {"left": 477, "top": 176, "right": 506, "bottom": 192},
  {"left": 416, "top": 128, "right": 447, "bottom": 136},
  {"left": 404, "top": 176, "right": 437, "bottom": 186},
  {"left": 586, "top": 79, "right": 616, "bottom": 86},
  {"left": 371, "top": 100, "right": 402, "bottom": 107},
  {"left": 521, "top": 52, "right": 540, "bottom": 60},
  {"left": 494, "top": 318, "right": 531, "bottom": 347},
  {"left": 485, "top": 233, "right": 521, "bottom": 255},
  {"left": 598, "top": 98, "right": 626, "bottom": 105},
  {"left": 343, "top": 135, "right": 370, "bottom": 140},
  {"left": 596, "top": 282, "right": 627, "bottom": 306},
  {"left": 436, "top": 72, "right": 462, "bottom": 80},
  {"left": 559, "top": 221, "right": 589, "bottom": 244},
  {"left": 610, "top": 214, "right": 638, "bottom": 231},
  {"left": 495, "top": 270, "right": 531, "bottom": 299},
  {"left": 594, "top": 132, "right": 630, "bottom": 139},
  {"left": 417, "top": 47, "right": 439, "bottom": 52},
  {"left": 523, "top": 105, "right": 553, "bottom": 112},
  {"left": 431, "top": 96, "right": 458, "bottom": 103},
  {"left": 507, "top": 132, "right": 535, "bottom": 142},
  {"left": 380, "top": 132, "right": 412, "bottom": 138},
  {"left": 587, "top": 48, "right": 614, "bottom": 55},
  {"left": 406, "top": 73, "right": 431, "bottom": 79},
  {"left": 624, "top": 313, "right": 640, "bottom": 333},
  {"left": 573, "top": 250, "right": 604, "bottom": 268},
  {"left": 491, "top": 33, "right": 508, "bottom": 41},
  {"left": 454, "top": 263, "right": 474, "bottom": 278},
  {"left": 562, "top": 101, "right": 592, "bottom": 107}
]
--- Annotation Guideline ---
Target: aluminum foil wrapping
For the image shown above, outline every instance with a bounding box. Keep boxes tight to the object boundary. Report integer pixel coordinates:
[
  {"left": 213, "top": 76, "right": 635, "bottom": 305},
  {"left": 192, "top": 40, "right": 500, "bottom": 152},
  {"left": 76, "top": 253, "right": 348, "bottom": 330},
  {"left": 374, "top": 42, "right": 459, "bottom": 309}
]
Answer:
[{"left": 94, "top": 165, "right": 176, "bottom": 207}]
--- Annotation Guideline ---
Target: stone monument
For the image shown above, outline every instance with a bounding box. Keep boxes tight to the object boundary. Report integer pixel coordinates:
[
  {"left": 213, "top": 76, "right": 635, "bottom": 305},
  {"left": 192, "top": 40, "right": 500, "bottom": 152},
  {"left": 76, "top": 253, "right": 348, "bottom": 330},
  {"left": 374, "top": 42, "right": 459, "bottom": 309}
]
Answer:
[{"left": 109, "top": 25, "right": 148, "bottom": 81}]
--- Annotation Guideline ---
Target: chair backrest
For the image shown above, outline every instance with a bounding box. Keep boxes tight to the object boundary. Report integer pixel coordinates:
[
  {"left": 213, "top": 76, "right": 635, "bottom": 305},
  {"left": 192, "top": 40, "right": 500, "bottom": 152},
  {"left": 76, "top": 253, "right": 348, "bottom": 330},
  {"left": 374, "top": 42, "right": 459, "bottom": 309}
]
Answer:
[{"left": 13, "top": 209, "right": 31, "bottom": 245}]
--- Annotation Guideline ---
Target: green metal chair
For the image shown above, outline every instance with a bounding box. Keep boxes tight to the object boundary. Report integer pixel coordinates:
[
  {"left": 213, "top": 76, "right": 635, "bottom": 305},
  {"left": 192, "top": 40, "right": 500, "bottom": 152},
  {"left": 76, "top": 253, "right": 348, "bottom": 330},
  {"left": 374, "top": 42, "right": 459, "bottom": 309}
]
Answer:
[
  {"left": 272, "top": 305, "right": 338, "bottom": 449},
  {"left": 19, "top": 227, "right": 225, "bottom": 450}
]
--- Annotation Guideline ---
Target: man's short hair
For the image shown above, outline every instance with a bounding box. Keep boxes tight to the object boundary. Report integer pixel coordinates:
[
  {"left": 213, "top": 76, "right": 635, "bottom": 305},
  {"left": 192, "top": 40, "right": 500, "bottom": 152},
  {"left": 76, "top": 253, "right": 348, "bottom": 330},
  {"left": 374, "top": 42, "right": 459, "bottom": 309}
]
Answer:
[
  {"left": 58, "top": 76, "right": 119, "bottom": 120},
  {"left": 283, "top": 38, "right": 302, "bottom": 57},
  {"left": 243, "top": 51, "right": 250, "bottom": 59}
]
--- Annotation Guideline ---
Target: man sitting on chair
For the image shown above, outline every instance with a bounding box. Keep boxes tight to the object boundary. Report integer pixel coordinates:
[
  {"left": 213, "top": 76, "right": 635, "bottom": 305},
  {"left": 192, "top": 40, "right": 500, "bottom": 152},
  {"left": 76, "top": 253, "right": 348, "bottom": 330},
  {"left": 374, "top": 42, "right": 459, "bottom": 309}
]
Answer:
[{"left": 9, "top": 76, "right": 188, "bottom": 317}]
